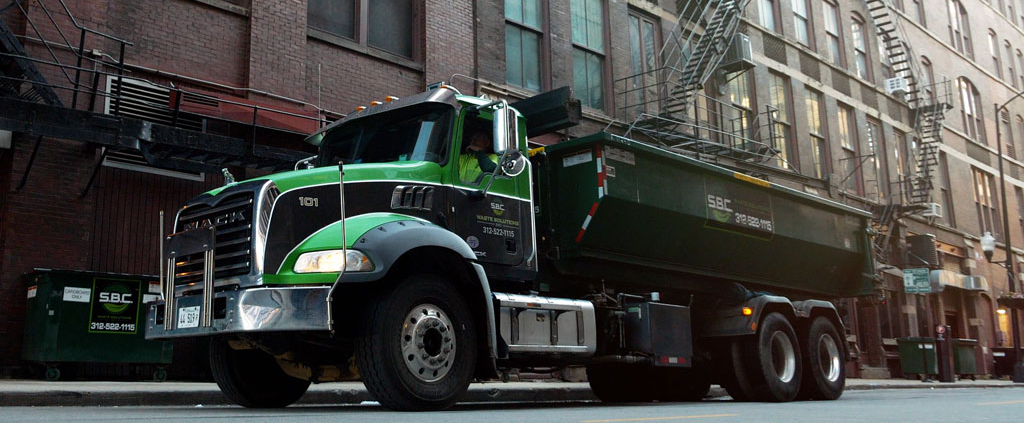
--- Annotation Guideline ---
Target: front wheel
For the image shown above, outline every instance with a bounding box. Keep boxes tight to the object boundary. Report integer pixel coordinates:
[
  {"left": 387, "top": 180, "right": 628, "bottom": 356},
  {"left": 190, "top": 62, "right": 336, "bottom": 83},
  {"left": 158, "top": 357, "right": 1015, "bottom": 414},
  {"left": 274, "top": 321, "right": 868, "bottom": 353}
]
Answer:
[
  {"left": 209, "top": 338, "right": 310, "bottom": 408},
  {"left": 355, "top": 274, "right": 478, "bottom": 411},
  {"left": 798, "top": 317, "right": 845, "bottom": 400}
]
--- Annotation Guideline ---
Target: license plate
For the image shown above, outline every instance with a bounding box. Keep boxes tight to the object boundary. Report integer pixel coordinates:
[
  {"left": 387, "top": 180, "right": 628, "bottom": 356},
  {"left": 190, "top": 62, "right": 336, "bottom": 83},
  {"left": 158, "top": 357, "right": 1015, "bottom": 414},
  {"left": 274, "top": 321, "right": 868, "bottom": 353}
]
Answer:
[{"left": 177, "top": 306, "right": 201, "bottom": 328}]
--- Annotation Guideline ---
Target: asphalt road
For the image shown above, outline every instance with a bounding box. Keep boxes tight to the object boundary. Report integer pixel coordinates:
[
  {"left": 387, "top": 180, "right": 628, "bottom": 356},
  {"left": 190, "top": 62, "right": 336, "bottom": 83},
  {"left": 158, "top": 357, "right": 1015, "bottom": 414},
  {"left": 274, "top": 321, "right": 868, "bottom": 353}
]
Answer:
[{"left": 3, "top": 388, "right": 1022, "bottom": 422}]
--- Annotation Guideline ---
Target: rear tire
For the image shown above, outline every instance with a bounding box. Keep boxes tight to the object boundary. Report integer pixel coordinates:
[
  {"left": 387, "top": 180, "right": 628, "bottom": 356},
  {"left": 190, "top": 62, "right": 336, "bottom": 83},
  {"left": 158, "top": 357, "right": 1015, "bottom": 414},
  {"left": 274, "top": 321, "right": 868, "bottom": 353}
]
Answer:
[
  {"left": 209, "top": 338, "right": 310, "bottom": 408},
  {"left": 797, "top": 317, "right": 845, "bottom": 400},
  {"left": 355, "top": 274, "right": 477, "bottom": 411},
  {"left": 736, "top": 312, "right": 802, "bottom": 402}
]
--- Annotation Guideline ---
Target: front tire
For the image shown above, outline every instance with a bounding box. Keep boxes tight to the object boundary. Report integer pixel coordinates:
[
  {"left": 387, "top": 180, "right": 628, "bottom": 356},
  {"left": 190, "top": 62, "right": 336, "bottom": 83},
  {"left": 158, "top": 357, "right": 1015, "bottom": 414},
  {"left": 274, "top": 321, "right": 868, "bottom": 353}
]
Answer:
[
  {"left": 798, "top": 317, "right": 845, "bottom": 400},
  {"left": 355, "top": 274, "right": 478, "bottom": 411},
  {"left": 209, "top": 338, "right": 310, "bottom": 408}
]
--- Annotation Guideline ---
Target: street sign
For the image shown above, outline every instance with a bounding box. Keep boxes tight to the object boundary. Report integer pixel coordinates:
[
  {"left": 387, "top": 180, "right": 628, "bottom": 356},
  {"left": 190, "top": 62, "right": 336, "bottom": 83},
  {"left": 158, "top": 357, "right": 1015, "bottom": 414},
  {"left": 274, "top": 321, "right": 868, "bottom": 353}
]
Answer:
[{"left": 903, "top": 268, "right": 932, "bottom": 294}]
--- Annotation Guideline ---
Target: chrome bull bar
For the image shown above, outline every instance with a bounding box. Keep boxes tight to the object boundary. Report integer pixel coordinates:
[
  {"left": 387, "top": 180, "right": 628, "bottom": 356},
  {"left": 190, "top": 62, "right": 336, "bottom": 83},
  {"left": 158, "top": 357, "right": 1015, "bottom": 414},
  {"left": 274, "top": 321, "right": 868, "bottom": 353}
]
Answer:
[{"left": 162, "top": 225, "right": 217, "bottom": 330}]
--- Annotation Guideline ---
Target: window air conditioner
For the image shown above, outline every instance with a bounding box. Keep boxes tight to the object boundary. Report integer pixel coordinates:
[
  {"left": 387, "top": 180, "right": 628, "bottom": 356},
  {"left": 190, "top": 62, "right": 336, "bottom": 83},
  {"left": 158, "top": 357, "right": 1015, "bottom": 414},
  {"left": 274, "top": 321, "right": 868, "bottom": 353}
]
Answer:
[
  {"left": 921, "top": 202, "right": 942, "bottom": 218},
  {"left": 885, "top": 77, "right": 909, "bottom": 95},
  {"left": 718, "top": 34, "right": 755, "bottom": 74}
]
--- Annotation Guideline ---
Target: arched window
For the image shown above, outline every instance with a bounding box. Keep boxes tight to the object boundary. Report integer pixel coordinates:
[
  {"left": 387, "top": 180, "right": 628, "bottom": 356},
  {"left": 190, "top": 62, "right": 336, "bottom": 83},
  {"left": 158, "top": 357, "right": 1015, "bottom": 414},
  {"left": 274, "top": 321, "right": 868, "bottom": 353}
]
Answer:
[
  {"left": 921, "top": 56, "right": 935, "bottom": 101},
  {"left": 1006, "top": 41, "right": 1017, "bottom": 88},
  {"left": 989, "top": 30, "right": 1002, "bottom": 78},
  {"left": 851, "top": 14, "right": 870, "bottom": 80},
  {"left": 948, "top": 0, "right": 973, "bottom": 58},
  {"left": 957, "top": 77, "right": 984, "bottom": 142}
]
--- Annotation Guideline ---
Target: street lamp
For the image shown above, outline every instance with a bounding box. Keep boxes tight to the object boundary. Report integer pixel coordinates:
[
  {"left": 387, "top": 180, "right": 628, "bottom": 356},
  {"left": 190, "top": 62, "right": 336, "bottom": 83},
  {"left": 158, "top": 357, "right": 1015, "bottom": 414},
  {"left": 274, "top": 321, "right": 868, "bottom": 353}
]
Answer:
[{"left": 991, "top": 94, "right": 1024, "bottom": 382}]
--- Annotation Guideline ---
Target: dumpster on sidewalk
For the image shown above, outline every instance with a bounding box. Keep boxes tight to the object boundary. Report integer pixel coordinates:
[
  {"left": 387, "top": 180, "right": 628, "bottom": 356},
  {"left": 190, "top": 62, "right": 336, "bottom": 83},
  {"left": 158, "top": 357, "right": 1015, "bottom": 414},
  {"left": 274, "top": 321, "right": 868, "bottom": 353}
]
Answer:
[
  {"left": 952, "top": 338, "right": 979, "bottom": 380},
  {"left": 897, "top": 337, "right": 938, "bottom": 377},
  {"left": 21, "top": 269, "right": 172, "bottom": 381}
]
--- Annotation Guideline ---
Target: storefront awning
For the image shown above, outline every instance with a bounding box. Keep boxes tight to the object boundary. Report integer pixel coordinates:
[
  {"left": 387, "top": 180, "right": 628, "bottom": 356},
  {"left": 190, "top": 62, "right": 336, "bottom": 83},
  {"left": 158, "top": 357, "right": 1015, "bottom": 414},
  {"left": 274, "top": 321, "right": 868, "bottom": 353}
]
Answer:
[{"left": 929, "top": 270, "right": 988, "bottom": 293}]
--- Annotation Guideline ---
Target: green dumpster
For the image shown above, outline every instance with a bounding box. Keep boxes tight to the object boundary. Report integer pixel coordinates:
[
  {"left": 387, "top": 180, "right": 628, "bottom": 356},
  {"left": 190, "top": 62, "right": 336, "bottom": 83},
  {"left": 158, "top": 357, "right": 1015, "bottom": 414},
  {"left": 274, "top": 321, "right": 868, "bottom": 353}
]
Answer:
[
  {"left": 897, "top": 337, "right": 937, "bottom": 376},
  {"left": 953, "top": 338, "right": 979, "bottom": 379},
  {"left": 21, "top": 269, "right": 173, "bottom": 381}
]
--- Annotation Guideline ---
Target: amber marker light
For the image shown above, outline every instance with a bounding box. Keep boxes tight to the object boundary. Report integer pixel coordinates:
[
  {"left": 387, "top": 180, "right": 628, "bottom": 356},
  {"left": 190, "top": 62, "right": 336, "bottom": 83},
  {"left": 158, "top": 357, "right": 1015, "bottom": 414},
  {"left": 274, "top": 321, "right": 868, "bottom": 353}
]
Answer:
[
  {"left": 354, "top": 106, "right": 367, "bottom": 112},
  {"left": 384, "top": 96, "right": 399, "bottom": 102},
  {"left": 742, "top": 307, "right": 753, "bottom": 316},
  {"left": 369, "top": 101, "right": 383, "bottom": 106}
]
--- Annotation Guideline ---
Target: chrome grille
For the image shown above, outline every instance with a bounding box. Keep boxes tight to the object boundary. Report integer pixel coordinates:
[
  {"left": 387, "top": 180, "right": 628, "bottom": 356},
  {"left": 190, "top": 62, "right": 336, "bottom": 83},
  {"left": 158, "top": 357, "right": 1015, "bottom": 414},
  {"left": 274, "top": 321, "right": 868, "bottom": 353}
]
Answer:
[{"left": 174, "top": 193, "right": 254, "bottom": 290}]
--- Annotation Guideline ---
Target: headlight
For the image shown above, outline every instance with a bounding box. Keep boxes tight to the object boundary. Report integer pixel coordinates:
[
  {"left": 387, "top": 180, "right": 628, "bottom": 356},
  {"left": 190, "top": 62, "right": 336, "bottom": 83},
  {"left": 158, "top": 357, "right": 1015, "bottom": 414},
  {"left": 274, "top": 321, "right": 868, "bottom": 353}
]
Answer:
[{"left": 293, "top": 250, "right": 374, "bottom": 273}]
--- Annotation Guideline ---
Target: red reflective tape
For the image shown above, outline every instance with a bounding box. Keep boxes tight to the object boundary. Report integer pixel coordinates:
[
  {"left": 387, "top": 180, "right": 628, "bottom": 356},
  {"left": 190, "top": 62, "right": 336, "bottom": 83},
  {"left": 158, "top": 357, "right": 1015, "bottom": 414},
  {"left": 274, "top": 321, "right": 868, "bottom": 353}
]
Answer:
[{"left": 575, "top": 202, "right": 601, "bottom": 243}]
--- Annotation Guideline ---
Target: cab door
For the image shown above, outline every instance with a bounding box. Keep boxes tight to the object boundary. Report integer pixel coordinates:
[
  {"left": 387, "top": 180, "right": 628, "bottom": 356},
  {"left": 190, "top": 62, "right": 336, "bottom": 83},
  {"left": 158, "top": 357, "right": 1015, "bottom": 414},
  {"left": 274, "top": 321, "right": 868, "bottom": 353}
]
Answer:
[{"left": 449, "top": 107, "right": 531, "bottom": 269}]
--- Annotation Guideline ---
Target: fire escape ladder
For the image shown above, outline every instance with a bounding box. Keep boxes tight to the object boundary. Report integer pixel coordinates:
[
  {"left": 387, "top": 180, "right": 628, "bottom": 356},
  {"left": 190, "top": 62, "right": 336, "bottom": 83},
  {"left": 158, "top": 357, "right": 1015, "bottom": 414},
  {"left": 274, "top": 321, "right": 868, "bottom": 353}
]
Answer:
[
  {"left": 871, "top": 202, "right": 899, "bottom": 267},
  {"left": 865, "top": 0, "right": 952, "bottom": 207},
  {"left": 614, "top": 0, "right": 781, "bottom": 166},
  {"left": 0, "top": 3, "right": 62, "bottom": 107}
]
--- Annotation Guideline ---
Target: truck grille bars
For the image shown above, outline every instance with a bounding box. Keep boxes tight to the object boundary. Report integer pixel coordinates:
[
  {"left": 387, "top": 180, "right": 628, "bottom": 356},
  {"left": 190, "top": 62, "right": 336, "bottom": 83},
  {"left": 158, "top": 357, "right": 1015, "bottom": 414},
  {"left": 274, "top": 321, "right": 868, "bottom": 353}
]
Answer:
[{"left": 173, "top": 193, "right": 255, "bottom": 294}]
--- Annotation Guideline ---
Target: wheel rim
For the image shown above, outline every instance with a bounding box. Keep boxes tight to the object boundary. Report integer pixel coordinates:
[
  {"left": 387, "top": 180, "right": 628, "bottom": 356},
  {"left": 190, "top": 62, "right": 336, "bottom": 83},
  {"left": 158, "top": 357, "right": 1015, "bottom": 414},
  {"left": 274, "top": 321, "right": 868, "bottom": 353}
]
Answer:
[
  {"left": 817, "top": 333, "right": 842, "bottom": 383},
  {"left": 770, "top": 331, "right": 796, "bottom": 383},
  {"left": 401, "top": 303, "right": 456, "bottom": 383}
]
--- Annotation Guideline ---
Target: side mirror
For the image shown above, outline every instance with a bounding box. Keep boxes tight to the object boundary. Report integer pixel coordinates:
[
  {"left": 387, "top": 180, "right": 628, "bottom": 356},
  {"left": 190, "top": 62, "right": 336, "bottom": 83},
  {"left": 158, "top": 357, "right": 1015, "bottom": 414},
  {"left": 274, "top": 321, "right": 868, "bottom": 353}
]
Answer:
[
  {"left": 500, "top": 151, "right": 527, "bottom": 177},
  {"left": 492, "top": 100, "right": 517, "bottom": 155}
]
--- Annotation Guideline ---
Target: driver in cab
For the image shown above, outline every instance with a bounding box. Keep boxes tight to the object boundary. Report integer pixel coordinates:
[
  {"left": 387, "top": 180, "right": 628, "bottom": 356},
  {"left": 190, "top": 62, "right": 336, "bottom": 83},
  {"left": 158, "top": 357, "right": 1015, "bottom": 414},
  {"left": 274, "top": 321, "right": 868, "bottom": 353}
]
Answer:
[{"left": 458, "top": 128, "right": 497, "bottom": 183}]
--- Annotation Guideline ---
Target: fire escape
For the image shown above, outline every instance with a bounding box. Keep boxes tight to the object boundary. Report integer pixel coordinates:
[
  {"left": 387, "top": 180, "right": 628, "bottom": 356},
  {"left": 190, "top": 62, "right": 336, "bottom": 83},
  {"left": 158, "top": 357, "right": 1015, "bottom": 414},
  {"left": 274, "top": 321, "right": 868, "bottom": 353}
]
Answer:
[
  {"left": 612, "top": 0, "right": 784, "bottom": 168},
  {"left": 0, "top": 0, "right": 322, "bottom": 194},
  {"left": 865, "top": 0, "right": 953, "bottom": 269}
]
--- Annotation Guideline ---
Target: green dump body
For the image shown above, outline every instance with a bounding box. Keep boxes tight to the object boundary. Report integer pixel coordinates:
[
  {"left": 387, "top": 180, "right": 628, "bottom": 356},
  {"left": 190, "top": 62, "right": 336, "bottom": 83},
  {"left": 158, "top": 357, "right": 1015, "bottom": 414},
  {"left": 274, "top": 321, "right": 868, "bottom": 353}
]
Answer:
[{"left": 538, "top": 133, "right": 875, "bottom": 299}]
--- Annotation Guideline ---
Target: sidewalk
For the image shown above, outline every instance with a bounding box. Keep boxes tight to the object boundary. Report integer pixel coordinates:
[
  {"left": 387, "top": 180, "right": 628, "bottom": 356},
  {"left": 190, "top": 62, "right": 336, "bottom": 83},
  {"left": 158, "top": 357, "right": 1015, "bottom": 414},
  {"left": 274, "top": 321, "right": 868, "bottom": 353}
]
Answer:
[{"left": 0, "top": 378, "right": 1020, "bottom": 407}]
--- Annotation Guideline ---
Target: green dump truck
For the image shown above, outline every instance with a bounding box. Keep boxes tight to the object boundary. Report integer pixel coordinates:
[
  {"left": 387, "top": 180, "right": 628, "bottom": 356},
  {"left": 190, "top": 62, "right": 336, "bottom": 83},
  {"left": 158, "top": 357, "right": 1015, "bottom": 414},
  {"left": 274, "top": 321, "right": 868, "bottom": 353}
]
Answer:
[{"left": 146, "top": 86, "right": 874, "bottom": 410}]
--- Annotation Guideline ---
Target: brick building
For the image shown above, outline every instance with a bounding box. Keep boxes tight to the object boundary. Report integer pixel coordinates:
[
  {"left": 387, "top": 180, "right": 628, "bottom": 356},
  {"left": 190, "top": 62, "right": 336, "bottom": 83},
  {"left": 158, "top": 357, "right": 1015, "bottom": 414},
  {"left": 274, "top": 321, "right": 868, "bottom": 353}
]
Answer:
[{"left": 0, "top": 0, "right": 1022, "bottom": 380}]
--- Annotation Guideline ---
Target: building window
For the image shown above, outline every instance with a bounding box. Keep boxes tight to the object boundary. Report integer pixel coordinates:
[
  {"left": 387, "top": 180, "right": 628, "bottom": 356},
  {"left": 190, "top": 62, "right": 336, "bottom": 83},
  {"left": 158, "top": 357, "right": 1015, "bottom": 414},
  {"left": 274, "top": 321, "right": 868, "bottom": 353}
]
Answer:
[
  {"left": 911, "top": 0, "right": 926, "bottom": 26},
  {"left": 957, "top": 77, "right": 985, "bottom": 142},
  {"left": 865, "top": 119, "right": 888, "bottom": 202},
  {"left": 759, "top": 0, "right": 777, "bottom": 32},
  {"left": 728, "top": 71, "right": 755, "bottom": 140},
  {"left": 824, "top": 1, "right": 843, "bottom": 66},
  {"left": 792, "top": 0, "right": 811, "bottom": 46},
  {"left": 948, "top": 0, "right": 973, "bottom": 59},
  {"left": 921, "top": 56, "right": 935, "bottom": 102},
  {"left": 1002, "top": 110, "right": 1015, "bottom": 159},
  {"left": 307, "top": 0, "right": 416, "bottom": 59},
  {"left": 838, "top": 104, "right": 861, "bottom": 194},
  {"left": 572, "top": 0, "right": 606, "bottom": 110},
  {"left": 506, "top": 0, "right": 544, "bottom": 92},
  {"left": 768, "top": 73, "right": 794, "bottom": 170},
  {"left": 627, "top": 11, "right": 660, "bottom": 119},
  {"left": 940, "top": 152, "right": 956, "bottom": 227},
  {"left": 1007, "top": 41, "right": 1018, "bottom": 88},
  {"left": 878, "top": 34, "right": 891, "bottom": 79},
  {"left": 894, "top": 129, "right": 908, "bottom": 191},
  {"left": 1016, "top": 186, "right": 1024, "bottom": 242},
  {"left": 973, "top": 167, "right": 1002, "bottom": 238},
  {"left": 851, "top": 15, "right": 870, "bottom": 80},
  {"left": 806, "top": 89, "right": 829, "bottom": 179},
  {"left": 989, "top": 30, "right": 1003, "bottom": 78},
  {"left": 1017, "top": 115, "right": 1024, "bottom": 159},
  {"left": 1017, "top": 49, "right": 1024, "bottom": 88}
]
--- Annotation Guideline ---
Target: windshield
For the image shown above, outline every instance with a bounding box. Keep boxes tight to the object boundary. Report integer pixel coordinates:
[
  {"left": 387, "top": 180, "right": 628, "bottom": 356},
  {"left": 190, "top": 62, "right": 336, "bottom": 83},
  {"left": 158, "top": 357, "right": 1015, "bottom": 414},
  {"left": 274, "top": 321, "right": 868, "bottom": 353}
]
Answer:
[{"left": 318, "top": 103, "right": 454, "bottom": 167}]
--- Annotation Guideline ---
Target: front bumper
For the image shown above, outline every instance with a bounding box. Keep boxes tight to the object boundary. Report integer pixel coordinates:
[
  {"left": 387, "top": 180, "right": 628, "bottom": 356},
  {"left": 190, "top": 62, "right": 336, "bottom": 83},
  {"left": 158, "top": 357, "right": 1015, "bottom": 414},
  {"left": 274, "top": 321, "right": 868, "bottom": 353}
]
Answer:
[{"left": 145, "top": 286, "right": 331, "bottom": 339}]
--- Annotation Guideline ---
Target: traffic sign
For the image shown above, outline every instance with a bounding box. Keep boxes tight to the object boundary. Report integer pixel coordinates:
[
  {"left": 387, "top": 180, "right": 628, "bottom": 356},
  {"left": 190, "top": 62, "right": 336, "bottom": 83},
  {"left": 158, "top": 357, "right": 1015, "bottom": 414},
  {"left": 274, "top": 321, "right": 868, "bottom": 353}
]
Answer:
[{"left": 903, "top": 268, "right": 931, "bottom": 294}]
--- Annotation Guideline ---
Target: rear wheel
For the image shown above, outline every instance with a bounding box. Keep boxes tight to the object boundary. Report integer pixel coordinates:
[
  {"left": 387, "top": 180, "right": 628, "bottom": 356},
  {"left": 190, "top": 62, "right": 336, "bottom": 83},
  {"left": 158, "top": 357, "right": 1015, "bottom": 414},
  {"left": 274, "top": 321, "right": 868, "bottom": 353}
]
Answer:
[
  {"left": 355, "top": 274, "right": 477, "bottom": 411},
  {"left": 797, "top": 317, "right": 845, "bottom": 400},
  {"left": 735, "top": 312, "right": 802, "bottom": 402},
  {"left": 209, "top": 338, "right": 310, "bottom": 408}
]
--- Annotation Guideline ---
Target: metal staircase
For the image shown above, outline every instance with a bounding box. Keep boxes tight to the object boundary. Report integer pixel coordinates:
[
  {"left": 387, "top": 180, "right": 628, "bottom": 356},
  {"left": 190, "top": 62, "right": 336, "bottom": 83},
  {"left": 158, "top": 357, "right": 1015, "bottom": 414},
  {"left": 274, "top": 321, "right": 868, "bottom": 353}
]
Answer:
[
  {"left": 661, "top": 0, "right": 750, "bottom": 118},
  {"left": 865, "top": 0, "right": 953, "bottom": 269},
  {"left": 614, "top": 0, "right": 779, "bottom": 165},
  {"left": 0, "top": 2, "right": 62, "bottom": 107},
  {"left": 866, "top": 0, "right": 952, "bottom": 206}
]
